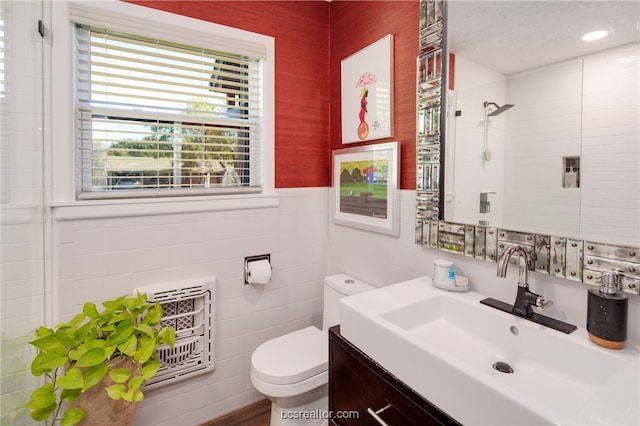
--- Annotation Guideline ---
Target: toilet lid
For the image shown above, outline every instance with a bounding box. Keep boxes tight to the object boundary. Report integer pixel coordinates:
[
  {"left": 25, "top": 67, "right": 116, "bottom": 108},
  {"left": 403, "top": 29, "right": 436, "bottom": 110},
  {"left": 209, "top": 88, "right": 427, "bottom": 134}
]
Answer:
[{"left": 251, "top": 326, "right": 327, "bottom": 385}]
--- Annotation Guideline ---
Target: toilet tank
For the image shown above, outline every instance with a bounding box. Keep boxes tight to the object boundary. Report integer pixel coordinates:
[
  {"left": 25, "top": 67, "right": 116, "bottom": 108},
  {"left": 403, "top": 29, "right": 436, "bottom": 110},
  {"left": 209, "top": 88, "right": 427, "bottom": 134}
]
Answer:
[{"left": 322, "top": 274, "right": 375, "bottom": 331}]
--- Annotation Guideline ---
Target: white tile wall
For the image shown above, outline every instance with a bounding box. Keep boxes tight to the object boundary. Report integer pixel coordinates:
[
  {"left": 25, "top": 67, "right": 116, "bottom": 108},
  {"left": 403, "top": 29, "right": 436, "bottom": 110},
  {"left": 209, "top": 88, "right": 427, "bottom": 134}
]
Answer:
[
  {"left": 448, "top": 44, "right": 639, "bottom": 242},
  {"left": 581, "top": 43, "right": 640, "bottom": 246},
  {"left": 503, "top": 59, "right": 583, "bottom": 236},
  {"left": 58, "top": 188, "right": 634, "bottom": 426},
  {"left": 52, "top": 188, "right": 328, "bottom": 425},
  {"left": 8, "top": 180, "right": 640, "bottom": 426}
]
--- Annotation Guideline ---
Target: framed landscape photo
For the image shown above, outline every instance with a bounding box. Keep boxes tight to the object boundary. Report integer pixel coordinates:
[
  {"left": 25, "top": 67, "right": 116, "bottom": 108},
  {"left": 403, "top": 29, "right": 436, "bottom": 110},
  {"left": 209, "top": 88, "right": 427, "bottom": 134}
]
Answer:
[
  {"left": 341, "top": 34, "right": 394, "bottom": 144},
  {"left": 332, "top": 142, "right": 400, "bottom": 236}
]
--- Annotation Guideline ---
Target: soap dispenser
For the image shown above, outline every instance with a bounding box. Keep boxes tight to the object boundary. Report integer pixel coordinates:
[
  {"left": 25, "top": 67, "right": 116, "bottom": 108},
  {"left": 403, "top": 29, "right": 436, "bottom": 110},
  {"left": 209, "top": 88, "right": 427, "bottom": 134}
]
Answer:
[{"left": 586, "top": 270, "right": 628, "bottom": 349}]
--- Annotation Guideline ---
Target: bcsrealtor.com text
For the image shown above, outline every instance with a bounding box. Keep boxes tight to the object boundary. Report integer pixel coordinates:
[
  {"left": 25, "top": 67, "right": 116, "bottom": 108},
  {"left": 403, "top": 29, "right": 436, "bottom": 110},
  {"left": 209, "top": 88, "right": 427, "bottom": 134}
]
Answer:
[{"left": 281, "top": 409, "right": 360, "bottom": 420}]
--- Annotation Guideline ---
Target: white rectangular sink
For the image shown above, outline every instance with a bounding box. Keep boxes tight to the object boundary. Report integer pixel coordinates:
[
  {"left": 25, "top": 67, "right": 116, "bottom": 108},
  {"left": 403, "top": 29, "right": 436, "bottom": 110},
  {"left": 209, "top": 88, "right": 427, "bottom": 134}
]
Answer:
[{"left": 340, "top": 277, "right": 640, "bottom": 425}]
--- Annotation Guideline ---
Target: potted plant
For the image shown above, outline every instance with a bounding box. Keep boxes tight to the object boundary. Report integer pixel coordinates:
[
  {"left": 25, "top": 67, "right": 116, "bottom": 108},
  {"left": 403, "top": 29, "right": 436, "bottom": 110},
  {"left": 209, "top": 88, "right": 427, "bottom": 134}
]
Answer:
[{"left": 25, "top": 293, "right": 175, "bottom": 426}]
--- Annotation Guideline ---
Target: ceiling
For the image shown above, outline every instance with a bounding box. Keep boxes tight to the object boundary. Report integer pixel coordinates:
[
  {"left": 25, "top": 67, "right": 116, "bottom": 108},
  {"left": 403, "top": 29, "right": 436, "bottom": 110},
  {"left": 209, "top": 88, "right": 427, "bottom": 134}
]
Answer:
[{"left": 447, "top": 0, "right": 640, "bottom": 75}]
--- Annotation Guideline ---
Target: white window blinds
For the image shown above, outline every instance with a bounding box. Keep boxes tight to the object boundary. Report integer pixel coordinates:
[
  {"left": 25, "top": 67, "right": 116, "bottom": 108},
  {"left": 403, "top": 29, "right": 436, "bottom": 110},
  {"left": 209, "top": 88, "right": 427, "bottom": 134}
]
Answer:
[{"left": 73, "top": 24, "right": 263, "bottom": 199}]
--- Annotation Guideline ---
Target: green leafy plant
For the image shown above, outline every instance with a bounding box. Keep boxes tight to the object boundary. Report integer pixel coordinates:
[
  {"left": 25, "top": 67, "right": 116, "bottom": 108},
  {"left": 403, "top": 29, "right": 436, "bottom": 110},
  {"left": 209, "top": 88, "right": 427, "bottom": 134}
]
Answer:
[{"left": 25, "top": 293, "right": 175, "bottom": 426}]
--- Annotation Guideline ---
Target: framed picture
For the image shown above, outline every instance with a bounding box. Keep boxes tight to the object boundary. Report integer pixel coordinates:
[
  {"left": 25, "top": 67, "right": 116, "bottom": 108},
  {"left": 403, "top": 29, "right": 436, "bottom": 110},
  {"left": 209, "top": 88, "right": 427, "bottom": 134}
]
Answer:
[
  {"left": 332, "top": 142, "right": 400, "bottom": 236},
  {"left": 341, "top": 35, "right": 394, "bottom": 144}
]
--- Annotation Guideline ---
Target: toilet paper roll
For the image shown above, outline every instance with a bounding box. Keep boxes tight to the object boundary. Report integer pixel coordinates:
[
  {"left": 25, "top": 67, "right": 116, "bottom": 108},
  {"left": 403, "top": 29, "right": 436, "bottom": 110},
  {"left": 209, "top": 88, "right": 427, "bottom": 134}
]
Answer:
[{"left": 247, "top": 259, "right": 271, "bottom": 285}]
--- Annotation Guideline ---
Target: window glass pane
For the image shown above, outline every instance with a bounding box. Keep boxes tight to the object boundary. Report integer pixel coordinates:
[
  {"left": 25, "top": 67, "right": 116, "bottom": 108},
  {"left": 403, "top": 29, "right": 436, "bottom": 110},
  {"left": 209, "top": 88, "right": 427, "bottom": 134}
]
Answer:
[{"left": 74, "top": 25, "right": 262, "bottom": 197}]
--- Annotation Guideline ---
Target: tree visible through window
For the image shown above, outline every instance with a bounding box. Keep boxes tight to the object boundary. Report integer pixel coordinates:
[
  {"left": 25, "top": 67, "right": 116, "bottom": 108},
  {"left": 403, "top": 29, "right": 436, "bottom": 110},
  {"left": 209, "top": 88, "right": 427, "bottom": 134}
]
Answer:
[{"left": 74, "top": 25, "right": 262, "bottom": 198}]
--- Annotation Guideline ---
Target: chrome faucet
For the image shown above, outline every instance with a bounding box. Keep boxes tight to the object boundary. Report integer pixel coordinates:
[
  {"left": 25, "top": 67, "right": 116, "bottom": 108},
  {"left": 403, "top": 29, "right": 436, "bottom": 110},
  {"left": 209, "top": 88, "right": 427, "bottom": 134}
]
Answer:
[
  {"left": 497, "top": 245, "right": 552, "bottom": 317},
  {"left": 497, "top": 245, "right": 529, "bottom": 287},
  {"left": 480, "top": 244, "right": 576, "bottom": 333}
]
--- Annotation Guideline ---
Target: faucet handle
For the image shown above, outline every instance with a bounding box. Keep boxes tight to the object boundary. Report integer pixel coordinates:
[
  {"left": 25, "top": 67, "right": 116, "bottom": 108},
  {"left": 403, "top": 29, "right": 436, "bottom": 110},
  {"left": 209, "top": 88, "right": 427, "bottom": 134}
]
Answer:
[{"left": 533, "top": 296, "right": 553, "bottom": 312}]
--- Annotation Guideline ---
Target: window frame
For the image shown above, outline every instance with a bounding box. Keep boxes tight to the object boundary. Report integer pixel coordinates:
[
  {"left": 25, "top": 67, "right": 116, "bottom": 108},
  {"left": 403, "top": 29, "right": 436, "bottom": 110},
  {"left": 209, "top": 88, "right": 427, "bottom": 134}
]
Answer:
[{"left": 49, "top": 0, "right": 277, "bottom": 219}]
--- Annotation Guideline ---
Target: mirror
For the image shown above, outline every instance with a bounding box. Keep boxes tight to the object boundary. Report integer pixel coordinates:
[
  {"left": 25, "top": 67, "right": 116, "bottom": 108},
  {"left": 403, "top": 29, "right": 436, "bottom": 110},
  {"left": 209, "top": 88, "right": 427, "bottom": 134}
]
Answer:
[{"left": 442, "top": 0, "right": 639, "bottom": 247}]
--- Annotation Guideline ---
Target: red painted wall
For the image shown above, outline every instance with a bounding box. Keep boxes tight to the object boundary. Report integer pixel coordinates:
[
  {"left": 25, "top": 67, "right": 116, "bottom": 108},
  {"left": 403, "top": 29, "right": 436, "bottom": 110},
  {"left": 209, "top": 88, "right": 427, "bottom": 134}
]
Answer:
[
  {"left": 127, "top": 1, "right": 417, "bottom": 189},
  {"left": 330, "top": 1, "right": 418, "bottom": 190}
]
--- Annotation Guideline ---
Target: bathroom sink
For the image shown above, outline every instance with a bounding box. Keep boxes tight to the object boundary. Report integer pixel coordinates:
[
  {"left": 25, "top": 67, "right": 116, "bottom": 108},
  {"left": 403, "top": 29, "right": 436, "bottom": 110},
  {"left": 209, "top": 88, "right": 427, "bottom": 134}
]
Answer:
[{"left": 340, "top": 277, "right": 639, "bottom": 425}]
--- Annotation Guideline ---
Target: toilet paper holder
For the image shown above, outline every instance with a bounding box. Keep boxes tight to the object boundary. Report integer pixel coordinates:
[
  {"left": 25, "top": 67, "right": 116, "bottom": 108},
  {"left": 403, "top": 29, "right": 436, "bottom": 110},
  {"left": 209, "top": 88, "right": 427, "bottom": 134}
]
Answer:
[{"left": 244, "top": 254, "right": 271, "bottom": 284}]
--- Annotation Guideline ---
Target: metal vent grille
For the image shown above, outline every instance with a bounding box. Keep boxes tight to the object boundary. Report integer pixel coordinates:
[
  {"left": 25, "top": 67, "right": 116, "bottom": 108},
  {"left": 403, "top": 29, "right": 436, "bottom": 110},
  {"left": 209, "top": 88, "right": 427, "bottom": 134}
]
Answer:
[{"left": 135, "top": 277, "right": 215, "bottom": 388}]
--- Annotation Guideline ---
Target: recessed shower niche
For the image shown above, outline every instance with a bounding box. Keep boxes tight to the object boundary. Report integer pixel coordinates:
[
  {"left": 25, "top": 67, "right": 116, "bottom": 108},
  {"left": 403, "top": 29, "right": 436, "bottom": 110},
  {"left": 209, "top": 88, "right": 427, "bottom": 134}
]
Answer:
[{"left": 562, "top": 156, "right": 580, "bottom": 189}]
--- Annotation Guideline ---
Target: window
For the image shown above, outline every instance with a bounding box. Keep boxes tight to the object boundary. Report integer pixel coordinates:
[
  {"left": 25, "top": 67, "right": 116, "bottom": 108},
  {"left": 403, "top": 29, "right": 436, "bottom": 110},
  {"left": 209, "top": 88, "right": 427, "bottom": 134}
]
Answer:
[
  {"left": 49, "top": 0, "right": 274, "bottom": 209},
  {"left": 74, "top": 25, "right": 263, "bottom": 199}
]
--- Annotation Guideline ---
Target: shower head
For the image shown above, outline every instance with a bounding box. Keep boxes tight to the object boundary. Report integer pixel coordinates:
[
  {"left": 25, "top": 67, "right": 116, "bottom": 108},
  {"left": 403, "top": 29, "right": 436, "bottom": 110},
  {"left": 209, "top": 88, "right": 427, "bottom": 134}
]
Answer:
[{"left": 484, "top": 101, "right": 515, "bottom": 117}]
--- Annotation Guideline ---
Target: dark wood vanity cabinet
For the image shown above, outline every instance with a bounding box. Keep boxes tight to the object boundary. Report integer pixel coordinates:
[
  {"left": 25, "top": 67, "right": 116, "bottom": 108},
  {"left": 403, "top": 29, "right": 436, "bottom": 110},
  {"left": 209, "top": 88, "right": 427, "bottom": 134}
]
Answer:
[{"left": 328, "top": 326, "right": 460, "bottom": 426}]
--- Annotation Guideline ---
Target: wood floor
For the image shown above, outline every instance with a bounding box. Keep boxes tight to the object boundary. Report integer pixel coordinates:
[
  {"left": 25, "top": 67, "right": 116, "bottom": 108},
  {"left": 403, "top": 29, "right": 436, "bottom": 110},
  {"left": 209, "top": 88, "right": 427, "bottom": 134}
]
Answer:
[{"left": 199, "top": 398, "right": 271, "bottom": 426}]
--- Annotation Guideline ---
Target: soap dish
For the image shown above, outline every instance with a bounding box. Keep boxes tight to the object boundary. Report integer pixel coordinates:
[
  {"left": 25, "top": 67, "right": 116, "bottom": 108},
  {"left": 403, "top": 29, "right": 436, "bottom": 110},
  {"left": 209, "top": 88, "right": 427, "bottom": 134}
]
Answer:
[{"left": 432, "top": 279, "right": 470, "bottom": 292}]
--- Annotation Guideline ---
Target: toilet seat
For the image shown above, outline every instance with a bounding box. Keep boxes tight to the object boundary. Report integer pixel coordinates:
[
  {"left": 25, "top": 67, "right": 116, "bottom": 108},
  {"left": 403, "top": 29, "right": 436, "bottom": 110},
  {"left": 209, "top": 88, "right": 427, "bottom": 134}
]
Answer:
[
  {"left": 250, "top": 369, "right": 328, "bottom": 398},
  {"left": 251, "top": 326, "right": 327, "bottom": 386}
]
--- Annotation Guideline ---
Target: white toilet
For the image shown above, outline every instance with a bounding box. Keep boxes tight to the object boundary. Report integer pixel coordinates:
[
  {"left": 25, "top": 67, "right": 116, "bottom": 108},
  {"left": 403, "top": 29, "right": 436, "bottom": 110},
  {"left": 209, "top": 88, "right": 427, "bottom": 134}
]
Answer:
[{"left": 250, "top": 274, "right": 374, "bottom": 426}]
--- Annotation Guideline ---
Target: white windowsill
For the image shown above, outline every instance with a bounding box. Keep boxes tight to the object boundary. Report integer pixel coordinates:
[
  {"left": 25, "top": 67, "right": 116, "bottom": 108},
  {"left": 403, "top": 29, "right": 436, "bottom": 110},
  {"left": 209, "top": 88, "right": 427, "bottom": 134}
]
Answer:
[{"left": 51, "top": 192, "right": 280, "bottom": 221}]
